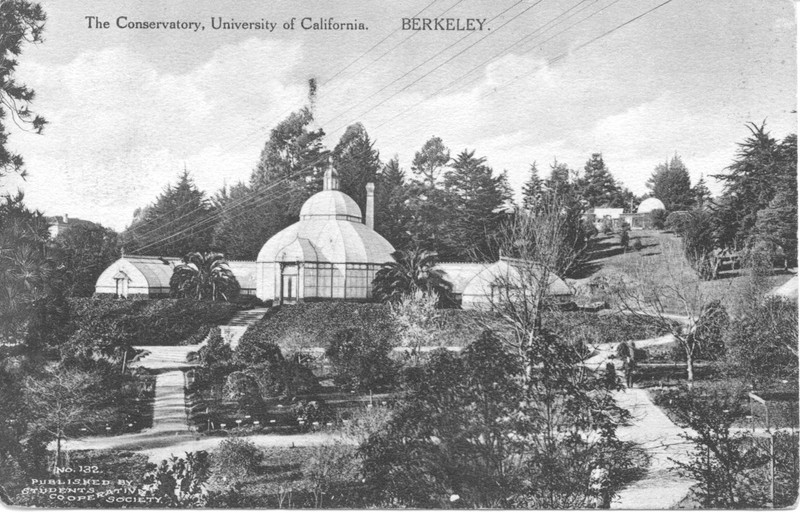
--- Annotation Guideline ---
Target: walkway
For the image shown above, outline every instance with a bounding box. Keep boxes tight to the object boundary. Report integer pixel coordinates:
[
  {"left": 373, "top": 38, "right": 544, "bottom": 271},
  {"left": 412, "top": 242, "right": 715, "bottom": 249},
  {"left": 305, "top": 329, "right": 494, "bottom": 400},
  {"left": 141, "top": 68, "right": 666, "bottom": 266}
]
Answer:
[
  {"left": 611, "top": 388, "right": 695, "bottom": 509},
  {"left": 219, "top": 307, "right": 269, "bottom": 350},
  {"left": 581, "top": 324, "right": 698, "bottom": 508},
  {"left": 57, "top": 308, "right": 271, "bottom": 458},
  {"left": 767, "top": 274, "right": 798, "bottom": 301}
]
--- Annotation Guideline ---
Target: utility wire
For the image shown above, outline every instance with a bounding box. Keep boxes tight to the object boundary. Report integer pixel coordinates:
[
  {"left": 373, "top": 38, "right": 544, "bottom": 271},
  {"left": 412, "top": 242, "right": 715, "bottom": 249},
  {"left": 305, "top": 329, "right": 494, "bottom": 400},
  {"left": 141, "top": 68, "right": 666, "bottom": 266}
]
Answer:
[{"left": 130, "top": 0, "right": 675, "bottom": 253}]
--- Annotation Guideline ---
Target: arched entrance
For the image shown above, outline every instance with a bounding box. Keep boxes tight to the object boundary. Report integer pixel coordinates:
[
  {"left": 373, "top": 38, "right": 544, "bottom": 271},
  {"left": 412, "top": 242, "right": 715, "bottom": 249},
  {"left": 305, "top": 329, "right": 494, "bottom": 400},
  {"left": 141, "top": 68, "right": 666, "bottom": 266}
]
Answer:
[{"left": 280, "top": 263, "right": 299, "bottom": 304}]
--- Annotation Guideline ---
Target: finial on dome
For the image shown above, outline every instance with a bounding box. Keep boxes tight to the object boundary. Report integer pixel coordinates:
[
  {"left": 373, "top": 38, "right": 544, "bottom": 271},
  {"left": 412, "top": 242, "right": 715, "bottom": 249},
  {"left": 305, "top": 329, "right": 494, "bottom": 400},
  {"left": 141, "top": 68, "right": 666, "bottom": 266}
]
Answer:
[{"left": 323, "top": 156, "right": 339, "bottom": 191}]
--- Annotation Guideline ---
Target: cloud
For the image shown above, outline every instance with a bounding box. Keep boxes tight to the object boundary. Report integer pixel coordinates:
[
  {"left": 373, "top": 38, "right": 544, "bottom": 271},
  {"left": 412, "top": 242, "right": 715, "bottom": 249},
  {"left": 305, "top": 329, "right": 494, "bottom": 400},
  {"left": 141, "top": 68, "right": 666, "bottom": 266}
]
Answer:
[{"left": 10, "top": 38, "right": 307, "bottom": 230}]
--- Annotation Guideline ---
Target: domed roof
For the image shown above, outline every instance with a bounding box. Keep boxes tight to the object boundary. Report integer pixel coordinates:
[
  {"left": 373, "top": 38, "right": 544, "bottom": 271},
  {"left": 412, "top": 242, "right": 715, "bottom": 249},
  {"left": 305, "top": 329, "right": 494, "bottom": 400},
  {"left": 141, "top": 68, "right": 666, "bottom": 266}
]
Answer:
[
  {"left": 256, "top": 218, "right": 394, "bottom": 264},
  {"left": 300, "top": 190, "right": 362, "bottom": 222},
  {"left": 638, "top": 197, "right": 666, "bottom": 213},
  {"left": 257, "top": 163, "right": 394, "bottom": 264}
]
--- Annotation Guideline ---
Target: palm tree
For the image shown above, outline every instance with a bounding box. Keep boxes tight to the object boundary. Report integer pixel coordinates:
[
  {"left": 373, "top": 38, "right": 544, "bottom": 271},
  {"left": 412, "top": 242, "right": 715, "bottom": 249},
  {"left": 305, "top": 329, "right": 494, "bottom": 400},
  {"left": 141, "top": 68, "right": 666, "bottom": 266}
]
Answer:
[
  {"left": 170, "top": 252, "right": 240, "bottom": 301},
  {"left": 372, "top": 248, "right": 453, "bottom": 305}
]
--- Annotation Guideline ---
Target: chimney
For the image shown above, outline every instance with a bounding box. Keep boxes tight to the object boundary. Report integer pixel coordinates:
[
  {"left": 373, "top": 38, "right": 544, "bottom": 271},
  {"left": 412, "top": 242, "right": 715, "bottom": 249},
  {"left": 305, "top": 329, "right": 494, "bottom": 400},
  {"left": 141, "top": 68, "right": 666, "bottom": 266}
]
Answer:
[
  {"left": 323, "top": 156, "right": 339, "bottom": 191},
  {"left": 365, "top": 182, "right": 375, "bottom": 229}
]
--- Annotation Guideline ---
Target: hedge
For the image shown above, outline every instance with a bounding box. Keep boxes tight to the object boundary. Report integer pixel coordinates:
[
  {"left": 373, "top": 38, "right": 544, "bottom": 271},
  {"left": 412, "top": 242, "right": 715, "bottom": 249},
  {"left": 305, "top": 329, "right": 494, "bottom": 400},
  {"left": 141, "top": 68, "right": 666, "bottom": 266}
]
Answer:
[
  {"left": 65, "top": 298, "right": 239, "bottom": 349},
  {"left": 237, "top": 302, "right": 510, "bottom": 352},
  {"left": 238, "top": 303, "right": 397, "bottom": 352}
]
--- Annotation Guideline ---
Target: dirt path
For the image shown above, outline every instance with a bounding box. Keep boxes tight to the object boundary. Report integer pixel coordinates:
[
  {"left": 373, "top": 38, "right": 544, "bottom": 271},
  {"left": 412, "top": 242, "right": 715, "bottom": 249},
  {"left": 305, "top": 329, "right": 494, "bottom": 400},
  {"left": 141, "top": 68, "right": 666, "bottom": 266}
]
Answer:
[
  {"left": 611, "top": 388, "right": 695, "bottom": 509},
  {"left": 61, "top": 430, "right": 345, "bottom": 462}
]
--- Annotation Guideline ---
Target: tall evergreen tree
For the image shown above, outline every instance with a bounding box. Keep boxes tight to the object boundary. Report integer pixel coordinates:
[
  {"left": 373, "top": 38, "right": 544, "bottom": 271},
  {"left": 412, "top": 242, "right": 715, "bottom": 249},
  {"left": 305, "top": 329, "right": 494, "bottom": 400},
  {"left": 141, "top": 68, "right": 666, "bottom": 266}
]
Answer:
[
  {"left": 0, "top": 1, "right": 47, "bottom": 180},
  {"left": 333, "top": 123, "right": 381, "bottom": 215},
  {"left": 411, "top": 136, "right": 450, "bottom": 187},
  {"left": 712, "top": 123, "right": 796, "bottom": 250},
  {"left": 51, "top": 222, "right": 119, "bottom": 297},
  {"left": 442, "top": 150, "right": 512, "bottom": 260},
  {"left": 211, "top": 181, "right": 299, "bottom": 260},
  {"left": 375, "top": 157, "right": 413, "bottom": 250},
  {"left": 250, "top": 107, "right": 327, "bottom": 195},
  {"left": 123, "top": 170, "right": 215, "bottom": 257},
  {"left": 543, "top": 159, "right": 573, "bottom": 198},
  {"left": 575, "top": 153, "right": 623, "bottom": 208},
  {"left": 212, "top": 108, "right": 328, "bottom": 259},
  {"left": 0, "top": 193, "right": 54, "bottom": 344},
  {"left": 646, "top": 154, "right": 693, "bottom": 211},
  {"left": 692, "top": 174, "right": 712, "bottom": 209},
  {"left": 522, "top": 162, "right": 544, "bottom": 210}
]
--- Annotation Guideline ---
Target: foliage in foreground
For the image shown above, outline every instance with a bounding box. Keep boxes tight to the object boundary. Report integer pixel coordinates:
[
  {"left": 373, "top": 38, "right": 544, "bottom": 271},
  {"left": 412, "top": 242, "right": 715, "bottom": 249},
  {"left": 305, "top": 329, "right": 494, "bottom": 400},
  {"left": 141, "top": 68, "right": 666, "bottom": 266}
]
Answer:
[
  {"left": 360, "top": 331, "right": 632, "bottom": 508},
  {"left": 658, "top": 387, "right": 799, "bottom": 508}
]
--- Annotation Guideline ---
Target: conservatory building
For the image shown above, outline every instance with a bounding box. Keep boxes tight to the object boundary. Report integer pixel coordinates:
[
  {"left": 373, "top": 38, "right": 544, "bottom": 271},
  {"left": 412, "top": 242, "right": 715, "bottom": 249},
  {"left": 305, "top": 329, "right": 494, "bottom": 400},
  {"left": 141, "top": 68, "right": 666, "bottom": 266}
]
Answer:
[{"left": 255, "top": 166, "right": 394, "bottom": 303}]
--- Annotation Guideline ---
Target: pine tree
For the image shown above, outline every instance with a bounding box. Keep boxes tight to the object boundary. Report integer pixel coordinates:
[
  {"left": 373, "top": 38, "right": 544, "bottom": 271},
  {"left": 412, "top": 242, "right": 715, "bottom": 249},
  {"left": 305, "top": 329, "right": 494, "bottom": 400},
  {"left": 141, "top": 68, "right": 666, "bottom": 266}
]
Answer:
[
  {"left": 251, "top": 107, "right": 327, "bottom": 197},
  {"left": 411, "top": 136, "right": 450, "bottom": 187},
  {"left": 375, "top": 157, "right": 413, "bottom": 249},
  {"left": 123, "top": 170, "right": 215, "bottom": 257},
  {"left": 522, "top": 162, "right": 544, "bottom": 210},
  {"left": 333, "top": 123, "right": 381, "bottom": 215},
  {"left": 442, "top": 150, "right": 512, "bottom": 260},
  {"left": 646, "top": 154, "right": 693, "bottom": 211},
  {"left": 575, "top": 153, "right": 623, "bottom": 208},
  {"left": 0, "top": 1, "right": 47, "bottom": 180},
  {"left": 692, "top": 174, "right": 712, "bottom": 209},
  {"left": 543, "top": 159, "right": 572, "bottom": 198},
  {"left": 712, "top": 123, "right": 796, "bottom": 250},
  {"left": 211, "top": 181, "right": 301, "bottom": 260}
]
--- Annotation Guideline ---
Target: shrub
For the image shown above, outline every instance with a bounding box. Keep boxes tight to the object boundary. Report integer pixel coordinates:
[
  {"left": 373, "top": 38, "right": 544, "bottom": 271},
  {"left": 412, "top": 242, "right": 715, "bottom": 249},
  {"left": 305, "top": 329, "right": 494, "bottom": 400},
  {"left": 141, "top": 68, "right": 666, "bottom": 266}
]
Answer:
[
  {"left": 293, "top": 399, "right": 335, "bottom": 427},
  {"left": 238, "top": 302, "right": 397, "bottom": 352},
  {"left": 665, "top": 211, "right": 691, "bottom": 234},
  {"left": 631, "top": 238, "right": 643, "bottom": 251},
  {"left": 194, "top": 327, "right": 235, "bottom": 388},
  {"left": 212, "top": 437, "right": 262, "bottom": 486},
  {"left": 64, "top": 298, "right": 238, "bottom": 354},
  {"left": 303, "top": 441, "right": 359, "bottom": 508},
  {"left": 723, "top": 297, "right": 798, "bottom": 387},
  {"left": 224, "top": 372, "right": 264, "bottom": 415},
  {"left": 648, "top": 209, "right": 668, "bottom": 230},
  {"left": 326, "top": 328, "right": 398, "bottom": 393},
  {"left": 619, "top": 223, "right": 630, "bottom": 249},
  {"left": 251, "top": 357, "right": 320, "bottom": 399}
]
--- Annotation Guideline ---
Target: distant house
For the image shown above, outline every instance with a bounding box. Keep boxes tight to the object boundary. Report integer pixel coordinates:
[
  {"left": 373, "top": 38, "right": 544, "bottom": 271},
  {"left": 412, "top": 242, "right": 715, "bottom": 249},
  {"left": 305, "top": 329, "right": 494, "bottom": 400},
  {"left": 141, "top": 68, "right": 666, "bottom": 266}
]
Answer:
[
  {"left": 583, "top": 207, "right": 625, "bottom": 231},
  {"left": 438, "top": 258, "right": 572, "bottom": 310},
  {"left": 47, "top": 214, "right": 96, "bottom": 238},
  {"left": 95, "top": 255, "right": 257, "bottom": 299}
]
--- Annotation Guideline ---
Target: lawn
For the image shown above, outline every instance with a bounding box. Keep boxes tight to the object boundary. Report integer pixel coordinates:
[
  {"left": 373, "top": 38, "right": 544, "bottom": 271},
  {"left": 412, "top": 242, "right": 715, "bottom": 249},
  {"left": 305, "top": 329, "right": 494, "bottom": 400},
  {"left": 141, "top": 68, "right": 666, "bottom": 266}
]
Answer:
[{"left": 574, "top": 230, "right": 794, "bottom": 316}]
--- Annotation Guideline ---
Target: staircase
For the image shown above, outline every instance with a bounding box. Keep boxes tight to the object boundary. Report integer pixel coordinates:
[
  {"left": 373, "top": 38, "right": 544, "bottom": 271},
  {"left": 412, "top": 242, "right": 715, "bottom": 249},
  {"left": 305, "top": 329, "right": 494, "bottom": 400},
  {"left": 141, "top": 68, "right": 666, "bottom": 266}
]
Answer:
[
  {"left": 219, "top": 307, "right": 269, "bottom": 350},
  {"left": 226, "top": 307, "right": 270, "bottom": 326},
  {"left": 130, "top": 345, "right": 202, "bottom": 371},
  {"left": 128, "top": 308, "right": 270, "bottom": 433}
]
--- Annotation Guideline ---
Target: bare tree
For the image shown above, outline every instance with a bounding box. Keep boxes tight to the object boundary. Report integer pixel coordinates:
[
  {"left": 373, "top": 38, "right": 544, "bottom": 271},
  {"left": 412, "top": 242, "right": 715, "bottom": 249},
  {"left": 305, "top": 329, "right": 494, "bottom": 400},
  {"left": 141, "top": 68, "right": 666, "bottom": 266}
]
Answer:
[
  {"left": 488, "top": 194, "right": 586, "bottom": 380},
  {"left": 602, "top": 241, "right": 729, "bottom": 388},
  {"left": 25, "top": 367, "right": 108, "bottom": 470}
]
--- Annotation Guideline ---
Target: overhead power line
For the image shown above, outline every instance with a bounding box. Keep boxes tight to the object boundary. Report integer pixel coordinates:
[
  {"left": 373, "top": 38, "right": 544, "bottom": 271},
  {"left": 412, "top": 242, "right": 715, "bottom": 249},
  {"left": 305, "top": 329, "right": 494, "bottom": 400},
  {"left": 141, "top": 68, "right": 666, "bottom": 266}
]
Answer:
[{"left": 129, "top": 0, "right": 675, "bottom": 253}]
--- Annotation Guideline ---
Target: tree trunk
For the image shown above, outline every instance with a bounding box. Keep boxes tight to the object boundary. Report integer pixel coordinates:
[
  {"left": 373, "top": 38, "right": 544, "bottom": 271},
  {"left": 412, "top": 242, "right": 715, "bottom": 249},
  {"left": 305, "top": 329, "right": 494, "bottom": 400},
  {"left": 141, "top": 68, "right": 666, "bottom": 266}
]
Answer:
[
  {"left": 54, "top": 433, "right": 62, "bottom": 472},
  {"left": 686, "top": 350, "right": 694, "bottom": 390}
]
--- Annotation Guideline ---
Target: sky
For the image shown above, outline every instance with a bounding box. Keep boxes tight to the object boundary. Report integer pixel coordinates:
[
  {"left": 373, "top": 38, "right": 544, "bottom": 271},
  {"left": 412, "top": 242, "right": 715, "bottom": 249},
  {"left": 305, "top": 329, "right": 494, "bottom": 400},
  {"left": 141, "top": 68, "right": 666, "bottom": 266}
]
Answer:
[{"left": 3, "top": 0, "right": 797, "bottom": 230}]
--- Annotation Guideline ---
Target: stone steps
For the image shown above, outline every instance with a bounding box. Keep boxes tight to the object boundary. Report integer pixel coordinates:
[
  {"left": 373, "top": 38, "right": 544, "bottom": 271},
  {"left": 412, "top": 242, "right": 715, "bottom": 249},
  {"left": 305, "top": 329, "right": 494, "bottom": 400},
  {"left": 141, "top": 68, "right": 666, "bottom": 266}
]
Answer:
[
  {"left": 225, "top": 308, "right": 269, "bottom": 326},
  {"left": 145, "top": 370, "right": 191, "bottom": 433}
]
